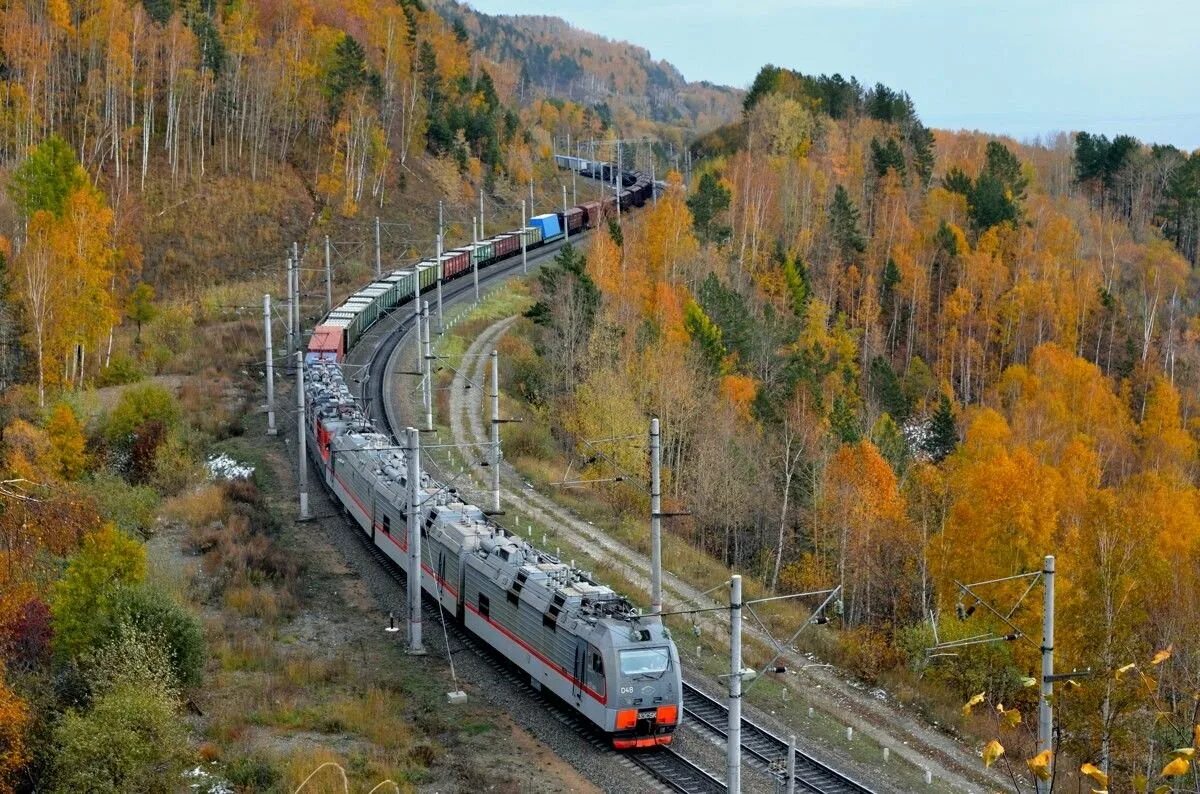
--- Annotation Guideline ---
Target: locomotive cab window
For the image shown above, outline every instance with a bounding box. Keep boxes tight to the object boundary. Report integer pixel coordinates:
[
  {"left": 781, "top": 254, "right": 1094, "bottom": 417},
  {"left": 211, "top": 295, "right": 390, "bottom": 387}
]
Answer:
[
  {"left": 618, "top": 647, "right": 670, "bottom": 677},
  {"left": 591, "top": 653, "right": 604, "bottom": 675}
]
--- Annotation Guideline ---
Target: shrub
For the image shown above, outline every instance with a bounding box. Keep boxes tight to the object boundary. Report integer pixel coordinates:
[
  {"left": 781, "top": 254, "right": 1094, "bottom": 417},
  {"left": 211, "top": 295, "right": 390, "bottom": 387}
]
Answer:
[
  {"left": 0, "top": 663, "right": 31, "bottom": 793},
  {"left": 49, "top": 681, "right": 186, "bottom": 793},
  {"left": 0, "top": 597, "right": 52, "bottom": 671},
  {"left": 103, "top": 383, "right": 180, "bottom": 448},
  {"left": 51, "top": 525, "right": 147, "bottom": 659},
  {"left": 95, "top": 353, "right": 144, "bottom": 387},
  {"left": 109, "top": 585, "right": 204, "bottom": 689},
  {"left": 83, "top": 625, "right": 176, "bottom": 697},
  {"left": 224, "top": 754, "right": 281, "bottom": 792},
  {"left": 82, "top": 473, "right": 160, "bottom": 536},
  {"left": 44, "top": 403, "right": 87, "bottom": 480}
]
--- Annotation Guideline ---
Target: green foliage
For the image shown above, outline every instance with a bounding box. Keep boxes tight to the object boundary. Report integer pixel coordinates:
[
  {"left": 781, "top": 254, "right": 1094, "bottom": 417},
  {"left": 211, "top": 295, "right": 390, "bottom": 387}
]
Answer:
[
  {"left": 895, "top": 619, "right": 1024, "bottom": 702},
  {"left": 126, "top": 283, "right": 157, "bottom": 343},
  {"left": 870, "top": 413, "right": 908, "bottom": 474},
  {"left": 51, "top": 525, "right": 147, "bottom": 659},
  {"left": 104, "top": 383, "right": 180, "bottom": 447},
  {"left": 1074, "top": 131, "right": 1139, "bottom": 194},
  {"left": 924, "top": 394, "right": 958, "bottom": 462},
  {"left": 870, "top": 136, "right": 906, "bottom": 179},
  {"left": 224, "top": 755, "right": 282, "bottom": 791},
  {"left": 606, "top": 218, "right": 624, "bottom": 247},
  {"left": 829, "top": 392, "right": 861, "bottom": 443},
  {"left": 96, "top": 353, "right": 145, "bottom": 387},
  {"left": 782, "top": 255, "right": 811, "bottom": 317},
  {"left": 9, "top": 135, "right": 88, "bottom": 218},
  {"left": 324, "top": 34, "right": 376, "bottom": 119},
  {"left": 84, "top": 624, "right": 177, "bottom": 697},
  {"left": 687, "top": 171, "right": 732, "bottom": 244},
  {"left": 828, "top": 185, "right": 866, "bottom": 260},
  {"left": 683, "top": 301, "right": 725, "bottom": 376},
  {"left": 869, "top": 356, "right": 910, "bottom": 421},
  {"left": 941, "top": 142, "right": 1027, "bottom": 232},
  {"left": 49, "top": 681, "right": 186, "bottom": 794},
  {"left": 109, "top": 585, "right": 204, "bottom": 689},
  {"left": 82, "top": 473, "right": 160, "bottom": 536},
  {"left": 696, "top": 274, "right": 752, "bottom": 366},
  {"left": 522, "top": 245, "right": 600, "bottom": 397}
]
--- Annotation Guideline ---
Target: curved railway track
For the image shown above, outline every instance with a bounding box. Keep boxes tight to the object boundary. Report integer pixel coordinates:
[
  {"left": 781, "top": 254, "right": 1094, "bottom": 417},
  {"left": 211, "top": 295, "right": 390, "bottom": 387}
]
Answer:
[
  {"left": 682, "top": 683, "right": 871, "bottom": 793},
  {"left": 332, "top": 213, "right": 873, "bottom": 794}
]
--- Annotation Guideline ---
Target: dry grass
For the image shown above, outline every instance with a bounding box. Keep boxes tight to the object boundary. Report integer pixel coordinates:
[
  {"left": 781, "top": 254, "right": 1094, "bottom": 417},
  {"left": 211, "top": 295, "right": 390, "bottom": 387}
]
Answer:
[
  {"left": 223, "top": 582, "right": 282, "bottom": 621},
  {"left": 163, "top": 483, "right": 228, "bottom": 527}
]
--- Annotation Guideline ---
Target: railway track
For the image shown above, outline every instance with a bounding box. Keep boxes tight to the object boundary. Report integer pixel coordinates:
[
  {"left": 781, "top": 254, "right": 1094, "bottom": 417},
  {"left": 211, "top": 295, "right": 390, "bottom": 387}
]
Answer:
[
  {"left": 682, "top": 683, "right": 872, "bottom": 793},
  {"left": 632, "top": 747, "right": 726, "bottom": 793}
]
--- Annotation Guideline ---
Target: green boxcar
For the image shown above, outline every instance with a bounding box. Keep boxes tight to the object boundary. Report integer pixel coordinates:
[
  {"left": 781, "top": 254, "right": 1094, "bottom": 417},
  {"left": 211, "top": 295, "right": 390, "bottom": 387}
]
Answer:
[
  {"left": 417, "top": 261, "right": 437, "bottom": 290},
  {"left": 387, "top": 269, "right": 416, "bottom": 304},
  {"left": 470, "top": 240, "right": 494, "bottom": 267}
]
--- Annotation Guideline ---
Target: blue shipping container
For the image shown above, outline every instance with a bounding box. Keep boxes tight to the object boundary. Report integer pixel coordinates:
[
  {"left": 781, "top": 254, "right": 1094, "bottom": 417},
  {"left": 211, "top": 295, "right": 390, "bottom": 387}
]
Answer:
[{"left": 531, "top": 213, "right": 562, "bottom": 240}]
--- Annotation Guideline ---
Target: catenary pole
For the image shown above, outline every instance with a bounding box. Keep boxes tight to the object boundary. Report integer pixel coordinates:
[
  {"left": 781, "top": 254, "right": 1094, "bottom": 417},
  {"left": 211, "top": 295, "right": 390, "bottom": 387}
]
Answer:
[
  {"left": 263, "top": 294, "right": 276, "bottom": 436},
  {"left": 650, "top": 417, "right": 662, "bottom": 616},
  {"left": 1037, "top": 555, "right": 1055, "bottom": 793},
  {"left": 406, "top": 426, "right": 425, "bottom": 654},
  {"left": 472, "top": 216, "right": 480, "bottom": 302},
  {"left": 786, "top": 735, "right": 796, "bottom": 794},
  {"left": 491, "top": 349, "right": 501, "bottom": 514},
  {"left": 292, "top": 242, "right": 301, "bottom": 342},
  {"left": 296, "top": 351, "right": 309, "bottom": 520},
  {"left": 324, "top": 235, "right": 333, "bottom": 312},
  {"left": 479, "top": 188, "right": 485, "bottom": 239},
  {"left": 285, "top": 255, "right": 294, "bottom": 358},
  {"left": 520, "top": 199, "right": 528, "bottom": 274},
  {"left": 374, "top": 216, "right": 382, "bottom": 277},
  {"left": 422, "top": 301, "right": 433, "bottom": 432},
  {"left": 563, "top": 184, "right": 569, "bottom": 243},
  {"left": 728, "top": 574, "right": 743, "bottom": 794},
  {"left": 436, "top": 201, "right": 445, "bottom": 333}
]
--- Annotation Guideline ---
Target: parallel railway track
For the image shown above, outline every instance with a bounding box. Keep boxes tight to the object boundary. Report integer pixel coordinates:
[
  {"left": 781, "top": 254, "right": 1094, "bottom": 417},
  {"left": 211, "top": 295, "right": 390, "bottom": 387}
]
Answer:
[{"left": 682, "top": 683, "right": 872, "bottom": 793}]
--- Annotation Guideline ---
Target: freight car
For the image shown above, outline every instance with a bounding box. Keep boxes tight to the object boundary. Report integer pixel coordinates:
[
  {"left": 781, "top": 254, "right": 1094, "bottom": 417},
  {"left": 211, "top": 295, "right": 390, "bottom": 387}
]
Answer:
[{"left": 302, "top": 162, "right": 682, "bottom": 749}]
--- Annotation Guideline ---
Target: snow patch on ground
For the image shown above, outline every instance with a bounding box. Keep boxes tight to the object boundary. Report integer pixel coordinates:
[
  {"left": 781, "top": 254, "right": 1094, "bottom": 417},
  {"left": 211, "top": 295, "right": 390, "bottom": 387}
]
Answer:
[
  {"left": 206, "top": 453, "right": 255, "bottom": 480},
  {"left": 182, "top": 765, "right": 233, "bottom": 794}
]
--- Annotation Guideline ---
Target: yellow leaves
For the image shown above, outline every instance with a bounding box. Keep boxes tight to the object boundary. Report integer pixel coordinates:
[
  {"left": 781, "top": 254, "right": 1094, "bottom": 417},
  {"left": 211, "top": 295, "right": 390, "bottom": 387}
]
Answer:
[
  {"left": 1132, "top": 772, "right": 1148, "bottom": 793},
  {"left": 995, "top": 703, "right": 1021, "bottom": 730},
  {"left": 1160, "top": 756, "right": 1190, "bottom": 777},
  {"left": 720, "top": 375, "right": 757, "bottom": 422},
  {"left": 1080, "top": 762, "right": 1108, "bottom": 787},
  {"left": 1115, "top": 662, "right": 1137, "bottom": 680},
  {"left": 1151, "top": 645, "right": 1173, "bottom": 666},
  {"left": 1139, "top": 672, "right": 1158, "bottom": 696},
  {"left": 982, "top": 739, "right": 1004, "bottom": 768},
  {"left": 1020, "top": 676, "right": 1038, "bottom": 688},
  {"left": 1169, "top": 747, "right": 1196, "bottom": 760},
  {"left": 962, "top": 692, "right": 985, "bottom": 716},
  {"left": 1194, "top": 723, "right": 1200, "bottom": 749},
  {"left": 1026, "top": 750, "right": 1052, "bottom": 781}
]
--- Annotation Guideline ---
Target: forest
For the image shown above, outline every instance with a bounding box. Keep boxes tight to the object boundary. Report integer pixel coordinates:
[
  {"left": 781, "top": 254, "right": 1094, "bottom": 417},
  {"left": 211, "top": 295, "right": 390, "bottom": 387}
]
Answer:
[
  {"left": 0, "top": 0, "right": 1199, "bottom": 789},
  {"left": 513, "top": 64, "right": 1200, "bottom": 788}
]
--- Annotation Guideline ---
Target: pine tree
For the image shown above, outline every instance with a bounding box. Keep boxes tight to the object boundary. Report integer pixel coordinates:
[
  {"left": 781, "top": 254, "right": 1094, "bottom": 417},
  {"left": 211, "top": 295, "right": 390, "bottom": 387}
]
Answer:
[
  {"left": 925, "top": 394, "right": 958, "bottom": 462},
  {"left": 828, "top": 185, "right": 866, "bottom": 261},
  {"left": 687, "top": 171, "right": 731, "bottom": 244}
]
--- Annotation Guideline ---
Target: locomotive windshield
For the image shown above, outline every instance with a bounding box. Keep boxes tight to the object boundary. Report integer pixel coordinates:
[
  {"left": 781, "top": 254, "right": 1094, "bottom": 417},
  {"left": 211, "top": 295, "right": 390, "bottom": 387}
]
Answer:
[{"left": 618, "top": 647, "right": 671, "bottom": 677}]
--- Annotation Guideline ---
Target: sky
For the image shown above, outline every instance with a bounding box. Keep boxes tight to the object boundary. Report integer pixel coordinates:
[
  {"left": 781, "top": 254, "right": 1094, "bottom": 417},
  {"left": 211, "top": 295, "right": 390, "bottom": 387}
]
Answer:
[{"left": 463, "top": 0, "right": 1200, "bottom": 150}]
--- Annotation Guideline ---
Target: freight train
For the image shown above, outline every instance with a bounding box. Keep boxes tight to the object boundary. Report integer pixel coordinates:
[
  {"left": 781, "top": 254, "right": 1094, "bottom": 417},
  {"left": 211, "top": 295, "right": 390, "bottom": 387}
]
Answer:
[{"left": 302, "top": 165, "right": 681, "bottom": 749}]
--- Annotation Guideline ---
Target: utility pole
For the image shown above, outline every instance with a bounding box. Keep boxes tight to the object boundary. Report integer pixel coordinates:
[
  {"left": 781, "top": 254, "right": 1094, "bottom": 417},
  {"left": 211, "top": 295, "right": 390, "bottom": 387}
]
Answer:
[
  {"left": 562, "top": 184, "right": 569, "bottom": 243},
  {"left": 406, "top": 426, "right": 425, "bottom": 655},
  {"left": 479, "top": 188, "right": 485, "bottom": 239},
  {"left": 292, "top": 242, "right": 301, "bottom": 344},
  {"left": 324, "top": 235, "right": 333, "bottom": 312},
  {"left": 651, "top": 156, "right": 657, "bottom": 206},
  {"left": 569, "top": 132, "right": 576, "bottom": 204},
  {"left": 422, "top": 301, "right": 433, "bottom": 432},
  {"left": 728, "top": 574, "right": 743, "bottom": 794},
  {"left": 529, "top": 177, "right": 534, "bottom": 216},
  {"left": 472, "top": 216, "right": 480, "bottom": 302},
  {"left": 489, "top": 349, "right": 502, "bottom": 514},
  {"left": 263, "top": 294, "right": 276, "bottom": 436},
  {"left": 785, "top": 736, "right": 796, "bottom": 794},
  {"left": 375, "top": 216, "right": 382, "bottom": 277},
  {"left": 1037, "top": 555, "right": 1055, "bottom": 794},
  {"left": 296, "top": 351, "right": 309, "bottom": 520},
  {"left": 520, "top": 199, "right": 528, "bottom": 274},
  {"left": 649, "top": 417, "right": 662, "bottom": 617},
  {"left": 285, "top": 255, "right": 295, "bottom": 359},
  {"left": 436, "top": 201, "right": 445, "bottom": 334}
]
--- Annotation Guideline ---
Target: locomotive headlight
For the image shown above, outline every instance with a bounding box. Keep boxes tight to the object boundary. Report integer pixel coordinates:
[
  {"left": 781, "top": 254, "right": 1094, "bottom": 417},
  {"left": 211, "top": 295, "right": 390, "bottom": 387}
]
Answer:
[
  {"left": 656, "top": 705, "right": 678, "bottom": 724},
  {"left": 615, "top": 709, "right": 638, "bottom": 730}
]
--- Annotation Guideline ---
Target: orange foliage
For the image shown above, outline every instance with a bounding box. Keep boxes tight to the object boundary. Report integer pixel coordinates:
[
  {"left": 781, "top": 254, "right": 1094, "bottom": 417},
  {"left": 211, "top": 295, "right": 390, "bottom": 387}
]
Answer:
[
  {"left": 720, "top": 375, "right": 757, "bottom": 421},
  {"left": 0, "top": 663, "right": 30, "bottom": 793}
]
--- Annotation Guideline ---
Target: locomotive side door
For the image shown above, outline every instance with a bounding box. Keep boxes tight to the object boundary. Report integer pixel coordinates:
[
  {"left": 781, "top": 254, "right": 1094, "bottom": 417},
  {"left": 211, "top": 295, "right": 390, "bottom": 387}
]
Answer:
[{"left": 571, "top": 637, "right": 588, "bottom": 705}]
